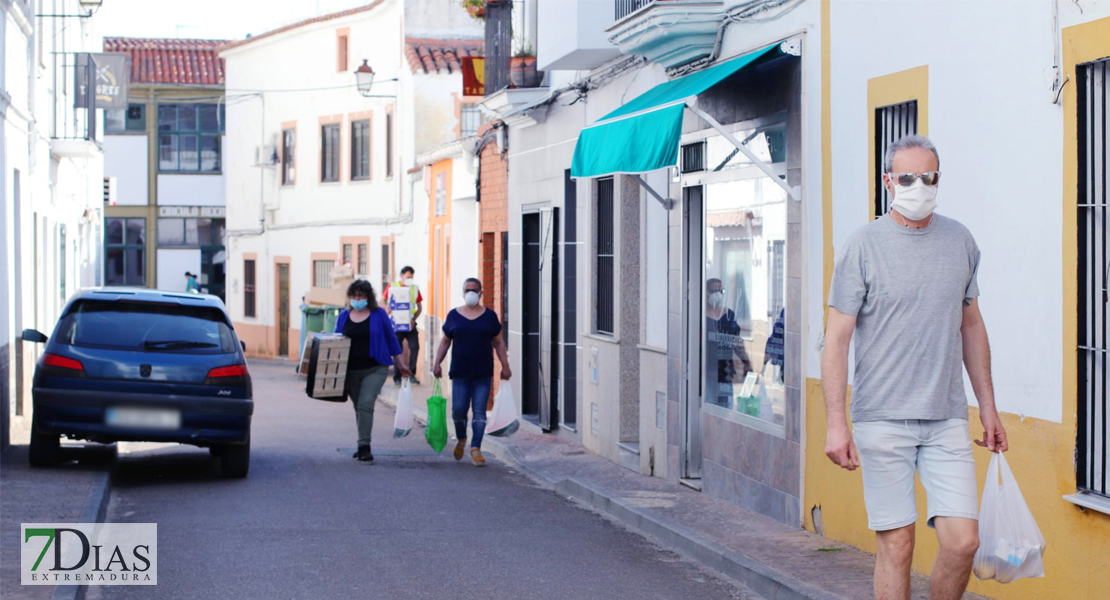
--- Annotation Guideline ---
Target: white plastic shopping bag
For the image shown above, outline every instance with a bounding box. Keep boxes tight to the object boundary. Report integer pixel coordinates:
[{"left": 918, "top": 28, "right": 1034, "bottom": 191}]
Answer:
[
  {"left": 393, "top": 379, "right": 414, "bottom": 439},
  {"left": 973, "top": 452, "right": 1046, "bottom": 583},
  {"left": 487, "top": 384, "right": 519, "bottom": 437}
]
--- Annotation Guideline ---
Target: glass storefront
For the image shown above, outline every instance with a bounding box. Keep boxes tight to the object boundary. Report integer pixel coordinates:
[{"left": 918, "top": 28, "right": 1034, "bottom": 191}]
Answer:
[
  {"left": 156, "top": 215, "right": 226, "bottom": 300},
  {"left": 701, "top": 125, "right": 788, "bottom": 430}
]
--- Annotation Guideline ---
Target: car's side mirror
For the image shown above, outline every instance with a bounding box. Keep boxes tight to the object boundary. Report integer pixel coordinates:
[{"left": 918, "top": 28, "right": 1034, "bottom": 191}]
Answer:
[
  {"left": 240, "top": 340, "right": 246, "bottom": 352},
  {"left": 21, "top": 329, "right": 47, "bottom": 343}
]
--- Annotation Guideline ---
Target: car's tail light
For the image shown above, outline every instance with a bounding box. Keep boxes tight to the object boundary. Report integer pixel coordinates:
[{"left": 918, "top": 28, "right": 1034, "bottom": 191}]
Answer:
[
  {"left": 41, "top": 353, "right": 85, "bottom": 377},
  {"left": 204, "top": 364, "right": 249, "bottom": 387}
]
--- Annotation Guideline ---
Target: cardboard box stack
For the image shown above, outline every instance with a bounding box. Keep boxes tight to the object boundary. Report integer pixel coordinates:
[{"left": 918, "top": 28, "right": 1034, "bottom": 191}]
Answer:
[{"left": 304, "top": 264, "right": 356, "bottom": 307}]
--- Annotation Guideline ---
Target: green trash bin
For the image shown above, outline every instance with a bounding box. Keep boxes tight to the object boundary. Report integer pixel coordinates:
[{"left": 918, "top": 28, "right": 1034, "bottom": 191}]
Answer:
[
  {"left": 302, "top": 306, "right": 326, "bottom": 334},
  {"left": 322, "top": 306, "right": 342, "bottom": 333}
]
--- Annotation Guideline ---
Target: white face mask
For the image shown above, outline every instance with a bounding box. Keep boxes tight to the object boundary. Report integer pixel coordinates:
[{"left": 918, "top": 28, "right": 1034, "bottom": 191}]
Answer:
[
  {"left": 708, "top": 291, "right": 724, "bottom": 308},
  {"left": 464, "top": 291, "right": 480, "bottom": 307},
  {"left": 403, "top": 276, "right": 412, "bottom": 285},
  {"left": 890, "top": 179, "right": 938, "bottom": 221}
]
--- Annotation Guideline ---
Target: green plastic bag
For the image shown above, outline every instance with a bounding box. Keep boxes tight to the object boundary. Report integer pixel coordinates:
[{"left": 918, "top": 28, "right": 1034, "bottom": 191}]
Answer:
[{"left": 425, "top": 380, "right": 449, "bottom": 453}]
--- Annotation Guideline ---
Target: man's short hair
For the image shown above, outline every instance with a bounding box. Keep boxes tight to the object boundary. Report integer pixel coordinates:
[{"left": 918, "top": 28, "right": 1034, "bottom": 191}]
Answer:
[
  {"left": 463, "top": 277, "right": 482, "bottom": 291},
  {"left": 883, "top": 134, "right": 940, "bottom": 173},
  {"left": 400, "top": 266, "right": 414, "bottom": 276}
]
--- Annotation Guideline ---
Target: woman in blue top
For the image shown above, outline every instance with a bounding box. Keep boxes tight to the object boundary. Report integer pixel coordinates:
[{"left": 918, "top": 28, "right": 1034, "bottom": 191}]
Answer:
[
  {"left": 334, "top": 280, "right": 410, "bottom": 462},
  {"left": 431, "top": 278, "right": 511, "bottom": 466}
]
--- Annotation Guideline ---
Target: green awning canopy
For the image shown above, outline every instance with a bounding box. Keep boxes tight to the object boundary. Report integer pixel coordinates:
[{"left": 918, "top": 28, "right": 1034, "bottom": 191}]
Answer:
[{"left": 570, "top": 44, "right": 777, "bottom": 179}]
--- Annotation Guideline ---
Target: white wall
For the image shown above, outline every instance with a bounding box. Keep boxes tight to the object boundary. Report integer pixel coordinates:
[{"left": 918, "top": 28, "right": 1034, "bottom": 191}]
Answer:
[
  {"left": 157, "top": 173, "right": 225, "bottom": 206},
  {"left": 103, "top": 135, "right": 148, "bottom": 206},
  {"left": 156, "top": 249, "right": 202, "bottom": 292},
  {"left": 643, "top": 169, "right": 668, "bottom": 349},
  {"left": 537, "top": 0, "right": 622, "bottom": 71}
]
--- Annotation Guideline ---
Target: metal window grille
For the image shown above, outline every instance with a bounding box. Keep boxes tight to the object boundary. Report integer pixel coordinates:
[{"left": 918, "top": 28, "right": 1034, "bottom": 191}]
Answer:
[
  {"left": 244, "top": 260, "right": 256, "bottom": 318},
  {"left": 461, "top": 104, "right": 482, "bottom": 138},
  {"left": 342, "top": 244, "right": 352, "bottom": 267},
  {"left": 615, "top": 0, "right": 651, "bottom": 21},
  {"left": 874, "top": 100, "right": 918, "bottom": 218},
  {"left": 351, "top": 120, "right": 371, "bottom": 180},
  {"left": 483, "top": 0, "right": 512, "bottom": 95},
  {"left": 1078, "top": 59, "right": 1109, "bottom": 498},
  {"left": 313, "top": 260, "right": 334, "bottom": 289},
  {"left": 596, "top": 178, "right": 615, "bottom": 335},
  {"left": 357, "top": 244, "right": 368, "bottom": 276},
  {"left": 282, "top": 129, "right": 296, "bottom": 184},
  {"left": 681, "top": 141, "right": 706, "bottom": 173},
  {"left": 321, "top": 124, "right": 341, "bottom": 182}
]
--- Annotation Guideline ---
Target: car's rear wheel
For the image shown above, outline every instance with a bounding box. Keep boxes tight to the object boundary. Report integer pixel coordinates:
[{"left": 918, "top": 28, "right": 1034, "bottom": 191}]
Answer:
[
  {"left": 28, "top": 415, "right": 60, "bottom": 467},
  {"left": 219, "top": 437, "right": 249, "bottom": 478}
]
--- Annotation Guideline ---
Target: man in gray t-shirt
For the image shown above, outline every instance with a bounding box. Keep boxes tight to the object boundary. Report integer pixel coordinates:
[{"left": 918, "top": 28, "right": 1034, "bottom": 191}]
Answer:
[{"left": 822, "top": 135, "right": 1008, "bottom": 600}]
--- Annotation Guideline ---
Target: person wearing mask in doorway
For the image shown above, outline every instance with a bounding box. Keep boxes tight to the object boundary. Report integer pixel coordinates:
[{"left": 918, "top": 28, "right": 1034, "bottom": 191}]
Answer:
[
  {"left": 335, "top": 280, "right": 411, "bottom": 462},
  {"left": 383, "top": 266, "right": 424, "bottom": 386},
  {"left": 431, "top": 278, "right": 511, "bottom": 467},
  {"left": 705, "top": 278, "right": 752, "bottom": 409},
  {"left": 823, "top": 134, "right": 1007, "bottom": 600},
  {"left": 184, "top": 272, "right": 200, "bottom": 293}
]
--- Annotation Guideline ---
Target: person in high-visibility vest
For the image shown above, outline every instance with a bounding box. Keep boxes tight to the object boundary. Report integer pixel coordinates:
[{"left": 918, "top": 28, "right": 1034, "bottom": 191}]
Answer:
[{"left": 382, "top": 266, "right": 424, "bottom": 385}]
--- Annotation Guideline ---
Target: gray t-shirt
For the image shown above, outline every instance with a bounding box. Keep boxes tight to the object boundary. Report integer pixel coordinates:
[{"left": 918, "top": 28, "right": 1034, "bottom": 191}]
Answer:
[{"left": 828, "top": 213, "right": 980, "bottom": 422}]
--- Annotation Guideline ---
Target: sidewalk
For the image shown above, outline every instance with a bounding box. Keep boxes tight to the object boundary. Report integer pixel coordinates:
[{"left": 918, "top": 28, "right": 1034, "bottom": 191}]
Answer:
[
  {"left": 0, "top": 444, "right": 114, "bottom": 600},
  {"left": 379, "top": 381, "right": 988, "bottom": 600}
]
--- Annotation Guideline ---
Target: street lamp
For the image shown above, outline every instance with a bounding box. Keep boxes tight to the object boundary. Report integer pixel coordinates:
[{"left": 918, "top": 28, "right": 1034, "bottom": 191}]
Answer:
[{"left": 355, "top": 61, "right": 376, "bottom": 97}]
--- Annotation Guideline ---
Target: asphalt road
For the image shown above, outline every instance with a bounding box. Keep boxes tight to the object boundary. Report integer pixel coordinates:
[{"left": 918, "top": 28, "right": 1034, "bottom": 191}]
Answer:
[{"left": 88, "top": 359, "right": 759, "bottom": 600}]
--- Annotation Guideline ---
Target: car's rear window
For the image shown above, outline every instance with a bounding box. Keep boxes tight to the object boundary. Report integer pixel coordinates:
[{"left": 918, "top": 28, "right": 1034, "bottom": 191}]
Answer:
[{"left": 55, "top": 300, "right": 236, "bottom": 354}]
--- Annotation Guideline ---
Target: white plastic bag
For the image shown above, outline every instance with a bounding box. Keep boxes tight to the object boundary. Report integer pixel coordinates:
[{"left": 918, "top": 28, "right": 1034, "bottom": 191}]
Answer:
[
  {"left": 973, "top": 452, "right": 1046, "bottom": 583},
  {"left": 393, "top": 379, "right": 414, "bottom": 439},
  {"left": 487, "top": 384, "right": 519, "bottom": 437}
]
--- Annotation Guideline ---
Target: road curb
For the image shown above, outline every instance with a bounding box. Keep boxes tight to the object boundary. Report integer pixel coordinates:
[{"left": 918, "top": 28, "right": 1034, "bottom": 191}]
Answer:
[{"left": 51, "top": 471, "right": 111, "bottom": 600}]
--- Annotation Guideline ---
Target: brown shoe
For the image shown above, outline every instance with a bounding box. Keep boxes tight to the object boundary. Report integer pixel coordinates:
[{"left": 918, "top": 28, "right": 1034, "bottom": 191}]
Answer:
[
  {"left": 453, "top": 440, "right": 466, "bottom": 461},
  {"left": 470, "top": 448, "right": 486, "bottom": 467}
]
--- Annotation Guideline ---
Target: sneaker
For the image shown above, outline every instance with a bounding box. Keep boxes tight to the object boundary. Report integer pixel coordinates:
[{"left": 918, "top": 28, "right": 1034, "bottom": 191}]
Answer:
[
  {"left": 470, "top": 448, "right": 486, "bottom": 467},
  {"left": 453, "top": 440, "right": 466, "bottom": 461},
  {"left": 410, "top": 377, "right": 422, "bottom": 386},
  {"left": 357, "top": 445, "right": 374, "bottom": 462},
  {"left": 351, "top": 450, "right": 359, "bottom": 458}
]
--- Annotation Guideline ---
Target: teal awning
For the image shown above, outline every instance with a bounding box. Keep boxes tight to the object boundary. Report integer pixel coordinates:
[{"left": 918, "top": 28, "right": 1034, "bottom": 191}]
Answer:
[{"left": 570, "top": 45, "right": 777, "bottom": 179}]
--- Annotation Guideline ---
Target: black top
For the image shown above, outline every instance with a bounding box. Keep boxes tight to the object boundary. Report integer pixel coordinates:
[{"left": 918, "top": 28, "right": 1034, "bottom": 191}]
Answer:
[
  {"left": 343, "top": 315, "right": 379, "bottom": 372},
  {"left": 442, "top": 308, "right": 502, "bottom": 379}
]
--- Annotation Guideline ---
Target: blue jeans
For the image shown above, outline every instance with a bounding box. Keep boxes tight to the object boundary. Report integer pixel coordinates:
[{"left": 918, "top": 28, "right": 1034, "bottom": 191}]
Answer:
[{"left": 452, "top": 377, "right": 491, "bottom": 449}]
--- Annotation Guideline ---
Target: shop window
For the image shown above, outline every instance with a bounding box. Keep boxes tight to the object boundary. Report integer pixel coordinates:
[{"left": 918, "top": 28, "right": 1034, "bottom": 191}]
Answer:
[
  {"left": 282, "top": 128, "right": 296, "bottom": 185},
  {"left": 874, "top": 100, "right": 918, "bottom": 218},
  {"left": 321, "top": 123, "right": 341, "bottom": 182},
  {"left": 105, "top": 218, "right": 146, "bottom": 287},
  {"left": 158, "top": 104, "right": 223, "bottom": 172},
  {"left": 351, "top": 119, "right": 371, "bottom": 180},
  {"left": 595, "top": 178, "right": 614, "bottom": 335},
  {"left": 313, "top": 260, "right": 334, "bottom": 288},
  {"left": 105, "top": 103, "right": 146, "bottom": 133},
  {"left": 1077, "top": 58, "right": 1109, "bottom": 498},
  {"left": 244, "top": 259, "right": 256, "bottom": 318},
  {"left": 157, "top": 218, "right": 222, "bottom": 247}
]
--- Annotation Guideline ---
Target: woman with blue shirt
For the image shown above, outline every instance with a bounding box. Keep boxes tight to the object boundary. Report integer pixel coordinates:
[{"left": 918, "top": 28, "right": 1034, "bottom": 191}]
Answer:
[
  {"left": 334, "top": 280, "right": 410, "bottom": 462},
  {"left": 431, "top": 278, "right": 511, "bottom": 466}
]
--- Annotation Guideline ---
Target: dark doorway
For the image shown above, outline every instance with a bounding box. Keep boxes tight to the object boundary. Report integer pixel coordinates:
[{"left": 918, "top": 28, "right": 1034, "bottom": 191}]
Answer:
[
  {"left": 522, "top": 213, "right": 541, "bottom": 421},
  {"left": 522, "top": 209, "right": 560, "bottom": 430},
  {"left": 278, "top": 264, "right": 290, "bottom": 357},
  {"left": 561, "top": 170, "right": 578, "bottom": 429}
]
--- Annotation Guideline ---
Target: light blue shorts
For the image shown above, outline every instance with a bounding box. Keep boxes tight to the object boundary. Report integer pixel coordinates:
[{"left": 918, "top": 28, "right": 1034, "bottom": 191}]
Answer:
[{"left": 852, "top": 419, "right": 979, "bottom": 531}]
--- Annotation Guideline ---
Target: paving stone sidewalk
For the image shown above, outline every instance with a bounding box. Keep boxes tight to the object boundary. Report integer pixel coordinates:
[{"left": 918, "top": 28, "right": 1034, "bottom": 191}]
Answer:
[
  {"left": 1, "top": 444, "right": 114, "bottom": 600},
  {"left": 378, "top": 380, "right": 988, "bottom": 600}
]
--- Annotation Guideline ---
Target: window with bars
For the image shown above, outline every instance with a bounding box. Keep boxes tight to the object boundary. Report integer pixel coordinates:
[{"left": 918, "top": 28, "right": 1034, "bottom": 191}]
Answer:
[
  {"left": 351, "top": 119, "right": 371, "bottom": 180},
  {"left": 461, "top": 103, "right": 482, "bottom": 138},
  {"left": 244, "top": 259, "right": 256, "bottom": 318},
  {"left": 1078, "top": 58, "right": 1109, "bottom": 499},
  {"left": 681, "top": 141, "right": 706, "bottom": 173},
  {"left": 321, "top": 124, "right": 341, "bottom": 182},
  {"left": 282, "top": 128, "right": 296, "bottom": 185},
  {"left": 874, "top": 100, "right": 918, "bottom": 218},
  {"left": 596, "top": 178, "right": 615, "bottom": 335},
  {"left": 313, "top": 260, "right": 334, "bottom": 288},
  {"left": 385, "top": 111, "right": 394, "bottom": 178},
  {"left": 357, "top": 243, "right": 368, "bottom": 276},
  {"left": 382, "top": 242, "right": 391, "bottom": 288},
  {"left": 342, "top": 244, "right": 352, "bottom": 268}
]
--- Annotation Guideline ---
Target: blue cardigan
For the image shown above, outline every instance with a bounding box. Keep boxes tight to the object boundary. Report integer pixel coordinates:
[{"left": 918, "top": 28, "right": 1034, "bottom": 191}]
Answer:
[{"left": 334, "top": 308, "right": 403, "bottom": 366}]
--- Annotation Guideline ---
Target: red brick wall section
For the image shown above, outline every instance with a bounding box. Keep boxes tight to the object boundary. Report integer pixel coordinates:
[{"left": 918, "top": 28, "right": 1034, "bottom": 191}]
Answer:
[{"left": 478, "top": 122, "right": 508, "bottom": 322}]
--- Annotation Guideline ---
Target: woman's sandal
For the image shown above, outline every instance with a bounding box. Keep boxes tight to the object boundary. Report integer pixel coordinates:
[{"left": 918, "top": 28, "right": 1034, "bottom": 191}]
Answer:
[
  {"left": 470, "top": 448, "right": 486, "bottom": 467},
  {"left": 453, "top": 440, "right": 466, "bottom": 461}
]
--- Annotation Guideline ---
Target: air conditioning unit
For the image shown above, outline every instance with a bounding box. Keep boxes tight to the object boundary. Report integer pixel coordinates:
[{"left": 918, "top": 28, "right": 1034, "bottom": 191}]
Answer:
[{"left": 254, "top": 144, "right": 279, "bottom": 167}]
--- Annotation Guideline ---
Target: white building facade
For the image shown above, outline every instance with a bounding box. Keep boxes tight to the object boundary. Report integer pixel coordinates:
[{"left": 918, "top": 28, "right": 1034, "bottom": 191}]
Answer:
[{"left": 2, "top": 0, "right": 105, "bottom": 447}]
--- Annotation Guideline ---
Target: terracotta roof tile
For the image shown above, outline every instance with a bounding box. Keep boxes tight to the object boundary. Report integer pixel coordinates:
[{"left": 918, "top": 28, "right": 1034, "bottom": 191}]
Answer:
[
  {"left": 103, "top": 37, "right": 228, "bottom": 86},
  {"left": 405, "top": 38, "right": 483, "bottom": 75}
]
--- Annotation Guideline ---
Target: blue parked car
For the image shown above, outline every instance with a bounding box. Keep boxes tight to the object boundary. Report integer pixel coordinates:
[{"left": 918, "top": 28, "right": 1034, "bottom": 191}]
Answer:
[{"left": 22, "top": 289, "right": 253, "bottom": 477}]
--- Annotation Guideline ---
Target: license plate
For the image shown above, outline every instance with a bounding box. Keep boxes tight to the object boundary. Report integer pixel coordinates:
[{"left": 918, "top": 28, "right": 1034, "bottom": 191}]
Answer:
[{"left": 106, "top": 407, "right": 181, "bottom": 429}]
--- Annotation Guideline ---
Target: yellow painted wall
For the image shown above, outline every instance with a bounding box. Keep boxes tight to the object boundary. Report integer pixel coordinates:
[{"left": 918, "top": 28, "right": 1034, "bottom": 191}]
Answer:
[{"left": 808, "top": 5, "right": 1110, "bottom": 598}]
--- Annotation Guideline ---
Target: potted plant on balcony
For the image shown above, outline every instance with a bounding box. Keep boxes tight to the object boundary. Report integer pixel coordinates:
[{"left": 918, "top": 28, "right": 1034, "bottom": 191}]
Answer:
[
  {"left": 510, "top": 37, "right": 543, "bottom": 88},
  {"left": 461, "top": 0, "right": 485, "bottom": 19}
]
